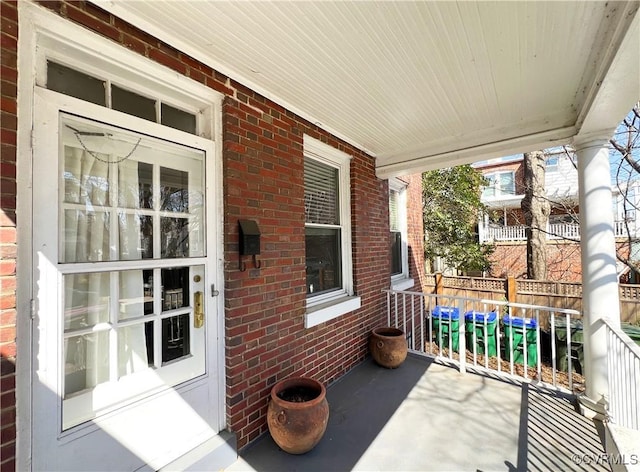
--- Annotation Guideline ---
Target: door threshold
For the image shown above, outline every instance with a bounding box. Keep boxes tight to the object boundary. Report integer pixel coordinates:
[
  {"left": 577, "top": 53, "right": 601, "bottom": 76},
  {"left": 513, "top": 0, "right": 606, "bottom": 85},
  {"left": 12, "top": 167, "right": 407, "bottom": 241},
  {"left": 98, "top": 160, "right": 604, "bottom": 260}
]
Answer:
[{"left": 157, "top": 430, "right": 237, "bottom": 472}]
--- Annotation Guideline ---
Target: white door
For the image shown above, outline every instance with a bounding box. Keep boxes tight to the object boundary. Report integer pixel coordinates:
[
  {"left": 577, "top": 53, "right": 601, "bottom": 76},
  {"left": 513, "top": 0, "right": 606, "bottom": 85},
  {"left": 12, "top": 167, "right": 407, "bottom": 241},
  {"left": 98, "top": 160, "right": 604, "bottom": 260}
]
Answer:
[{"left": 31, "top": 86, "right": 221, "bottom": 471}]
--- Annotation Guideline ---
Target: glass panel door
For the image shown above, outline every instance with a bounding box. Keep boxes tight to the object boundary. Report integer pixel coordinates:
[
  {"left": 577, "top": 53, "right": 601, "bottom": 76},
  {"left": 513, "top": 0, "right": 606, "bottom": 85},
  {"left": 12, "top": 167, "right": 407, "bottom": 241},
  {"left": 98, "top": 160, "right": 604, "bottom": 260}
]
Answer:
[{"left": 59, "top": 113, "right": 208, "bottom": 430}]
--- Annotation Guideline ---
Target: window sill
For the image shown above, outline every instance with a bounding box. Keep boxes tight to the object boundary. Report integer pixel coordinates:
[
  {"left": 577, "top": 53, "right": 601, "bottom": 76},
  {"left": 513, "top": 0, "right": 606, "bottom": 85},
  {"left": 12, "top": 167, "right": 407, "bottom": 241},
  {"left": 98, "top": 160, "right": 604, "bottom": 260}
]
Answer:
[
  {"left": 305, "top": 295, "right": 362, "bottom": 328},
  {"left": 391, "top": 278, "right": 415, "bottom": 291}
]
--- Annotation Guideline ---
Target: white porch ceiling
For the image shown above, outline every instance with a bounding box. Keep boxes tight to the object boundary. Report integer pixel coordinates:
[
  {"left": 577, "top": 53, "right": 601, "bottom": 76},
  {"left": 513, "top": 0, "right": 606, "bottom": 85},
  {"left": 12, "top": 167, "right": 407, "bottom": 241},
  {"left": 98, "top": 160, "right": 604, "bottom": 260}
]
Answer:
[{"left": 96, "top": 1, "right": 640, "bottom": 178}]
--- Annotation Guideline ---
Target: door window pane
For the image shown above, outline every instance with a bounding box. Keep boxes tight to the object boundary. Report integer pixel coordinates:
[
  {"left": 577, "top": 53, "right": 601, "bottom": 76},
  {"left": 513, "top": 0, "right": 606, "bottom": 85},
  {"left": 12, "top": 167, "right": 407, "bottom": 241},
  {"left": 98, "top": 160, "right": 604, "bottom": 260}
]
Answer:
[
  {"left": 161, "top": 217, "right": 190, "bottom": 258},
  {"left": 144, "top": 321, "right": 155, "bottom": 366},
  {"left": 64, "top": 331, "right": 110, "bottom": 396},
  {"left": 162, "top": 103, "right": 197, "bottom": 134},
  {"left": 161, "top": 167, "right": 189, "bottom": 212},
  {"left": 118, "top": 324, "right": 152, "bottom": 377},
  {"left": 143, "top": 269, "right": 154, "bottom": 315},
  {"left": 63, "top": 210, "right": 111, "bottom": 262},
  {"left": 139, "top": 215, "right": 154, "bottom": 259},
  {"left": 48, "top": 61, "right": 106, "bottom": 106},
  {"left": 112, "top": 85, "right": 157, "bottom": 122},
  {"left": 161, "top": 268, "right": 189, "bottom": 311},
  {"left": 159, "top": 267, "right": 193, "bottom": 363},
  {"left": 60, "top": 114, "right": 205, "bottom": 262},
  {"left": 47, "top": 63, "right": 199, "bottom": 135},
  {"left": 138, "top": 162, "right": 153, "bottom": 209},
  {"left": 64, "top": 273, "right": 111, "bottom": 329},
  {"left": 162, "top": 314, "right": 190, "bottom": 363},
  {"left": 118, "top": 270, "right": 145, "bottom": 321}
]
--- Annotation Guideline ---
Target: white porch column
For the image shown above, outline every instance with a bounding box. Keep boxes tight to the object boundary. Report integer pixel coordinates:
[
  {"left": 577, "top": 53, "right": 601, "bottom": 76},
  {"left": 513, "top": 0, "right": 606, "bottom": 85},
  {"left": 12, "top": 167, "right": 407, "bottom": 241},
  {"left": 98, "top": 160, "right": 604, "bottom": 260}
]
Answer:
[
  {"left": 574, "top": 135, "right": 621, "bottom": 417},
  {"left": 478, "top": 213, "right": 487, "bottom": 243}
]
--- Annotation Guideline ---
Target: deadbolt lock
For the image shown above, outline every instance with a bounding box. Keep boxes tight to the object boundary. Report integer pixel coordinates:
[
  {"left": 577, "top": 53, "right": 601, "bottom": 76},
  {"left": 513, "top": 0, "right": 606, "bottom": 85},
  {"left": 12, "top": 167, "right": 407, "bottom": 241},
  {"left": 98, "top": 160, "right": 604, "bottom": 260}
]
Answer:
[{"left": 194, "top": 291, "right": 204, "bottom": 328}]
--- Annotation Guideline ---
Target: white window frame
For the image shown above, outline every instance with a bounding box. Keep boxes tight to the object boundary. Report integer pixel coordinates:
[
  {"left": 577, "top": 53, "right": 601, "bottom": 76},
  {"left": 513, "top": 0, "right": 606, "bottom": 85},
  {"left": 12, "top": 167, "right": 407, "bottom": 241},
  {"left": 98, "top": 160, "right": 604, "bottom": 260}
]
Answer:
[
  {"left": 545, "top": 155, "right": 559, "bottom": 171},
  {"left": 483, "top": 171, "right": 515, "bottom": 197},
  {"left": 17, "top": 3, "right": 226, "bottom": 469},
  {"left": 304, "top": 135, "right": 360, "bottom": 328},
  {"left": 389, "top": 178, "right": 414, "bottom": 291}
]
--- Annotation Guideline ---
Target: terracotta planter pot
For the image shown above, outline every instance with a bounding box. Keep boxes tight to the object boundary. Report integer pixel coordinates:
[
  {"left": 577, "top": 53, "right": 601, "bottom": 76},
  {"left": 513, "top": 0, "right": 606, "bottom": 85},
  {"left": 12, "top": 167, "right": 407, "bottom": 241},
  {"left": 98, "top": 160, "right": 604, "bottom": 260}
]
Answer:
[
  {"left": 267, "top": 377, "right": 329, "bottom": 454},
  {"left": 370, "top": 327, "right": 408, "bottom": 368}
]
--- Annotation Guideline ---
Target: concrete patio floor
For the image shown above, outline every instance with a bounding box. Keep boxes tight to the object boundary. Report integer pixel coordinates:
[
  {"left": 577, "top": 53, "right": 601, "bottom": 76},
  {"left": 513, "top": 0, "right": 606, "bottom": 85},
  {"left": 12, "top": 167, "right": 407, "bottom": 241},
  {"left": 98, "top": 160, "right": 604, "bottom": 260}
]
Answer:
[{"left": 226, "top": 354, "right": 609, "bottom": 472}]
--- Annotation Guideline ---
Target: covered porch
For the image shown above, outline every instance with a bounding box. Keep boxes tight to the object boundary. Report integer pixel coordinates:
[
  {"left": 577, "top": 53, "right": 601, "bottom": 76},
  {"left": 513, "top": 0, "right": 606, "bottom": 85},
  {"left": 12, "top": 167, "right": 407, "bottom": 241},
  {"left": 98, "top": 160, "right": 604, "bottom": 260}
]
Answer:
[
  {"left": 4, "top": 1, "right": 640, "bottom": 470},
  {"left": 97, "top": 2, "right": 640, "bottom": 415},
  {"left": 227, "top": 355, "right": 609, "bottom": 472}
]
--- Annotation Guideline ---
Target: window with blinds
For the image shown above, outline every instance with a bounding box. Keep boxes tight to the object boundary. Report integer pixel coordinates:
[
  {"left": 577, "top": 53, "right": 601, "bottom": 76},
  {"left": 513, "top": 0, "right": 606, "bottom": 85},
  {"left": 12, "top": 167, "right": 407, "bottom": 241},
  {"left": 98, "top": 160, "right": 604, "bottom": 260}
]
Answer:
[
  {"left": 305, "top": 159, "right": 339, "bottom": 225},
  {"left": 305, "top": 158, "right": 342, "bottom": 296},
  {"left": 389, "top": 189, "right": 402, "bottom": 275}
]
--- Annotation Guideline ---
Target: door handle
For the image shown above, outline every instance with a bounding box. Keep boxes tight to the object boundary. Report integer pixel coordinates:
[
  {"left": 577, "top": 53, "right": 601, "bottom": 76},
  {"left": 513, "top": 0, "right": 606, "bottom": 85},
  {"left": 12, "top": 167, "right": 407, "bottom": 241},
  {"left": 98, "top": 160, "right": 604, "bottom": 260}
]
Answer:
[{"left": 194, "top": 291, "right": 204, "bottom": 328}]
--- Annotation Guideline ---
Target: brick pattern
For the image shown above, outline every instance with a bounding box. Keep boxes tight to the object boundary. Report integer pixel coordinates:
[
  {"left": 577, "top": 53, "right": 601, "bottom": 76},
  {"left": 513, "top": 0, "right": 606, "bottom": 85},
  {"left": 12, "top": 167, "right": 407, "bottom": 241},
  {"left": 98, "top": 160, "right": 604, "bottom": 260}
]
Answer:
[
  {"left": 223, "top": 95, "right": 392, "bottom": 447},
  {"left": 490, "top": 241, "right": 631, "bottom": 283},
  {"left": 1, "top": 0, "right": 18, "bottom": 470},
  {"left": 489, "top": 242, "right": 582, "bottom": 281},
  {"left": 0, "top": 0, "right": 425, "bottom": 462},
  {"left": 405, "top": 174, "right": 426, "bottom": 290}
]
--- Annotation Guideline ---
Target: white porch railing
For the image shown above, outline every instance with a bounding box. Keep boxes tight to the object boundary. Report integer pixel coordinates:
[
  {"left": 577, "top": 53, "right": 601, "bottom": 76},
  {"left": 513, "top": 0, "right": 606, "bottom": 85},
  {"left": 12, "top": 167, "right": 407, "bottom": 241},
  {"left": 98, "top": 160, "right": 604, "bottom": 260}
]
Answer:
[
  {"left": 384, "top": 289, "right": 583, "bottom": 391},
  {"left": 604, "top": 318, "right": 640, "bottom": 430},
  {"left": 483, "top": 224, "right": 526, "bottom": 241},
  {"left": 480, "top": 221, "right": 634, "bottom": 243},
  {"left": 547, "top": 223, "right": 580, "bottom": 240}
]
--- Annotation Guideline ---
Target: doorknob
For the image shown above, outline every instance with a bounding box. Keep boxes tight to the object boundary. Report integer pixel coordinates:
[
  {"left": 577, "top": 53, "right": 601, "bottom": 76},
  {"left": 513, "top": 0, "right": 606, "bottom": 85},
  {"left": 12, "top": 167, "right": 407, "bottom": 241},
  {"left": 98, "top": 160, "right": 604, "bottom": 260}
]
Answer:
[{"left": 194, "top": 291, "right": 204, "bottom": 328}]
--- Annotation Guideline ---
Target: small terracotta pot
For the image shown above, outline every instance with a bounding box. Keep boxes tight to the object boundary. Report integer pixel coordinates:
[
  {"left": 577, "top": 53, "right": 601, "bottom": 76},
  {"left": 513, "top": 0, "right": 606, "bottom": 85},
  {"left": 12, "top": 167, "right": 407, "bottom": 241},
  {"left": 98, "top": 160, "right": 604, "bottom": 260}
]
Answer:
[
  {"left": 370, "top": 327, "right": 408, "bottom": 368},
  {"left": 267, "top": 377, "right": 329, "bottom": 454}
]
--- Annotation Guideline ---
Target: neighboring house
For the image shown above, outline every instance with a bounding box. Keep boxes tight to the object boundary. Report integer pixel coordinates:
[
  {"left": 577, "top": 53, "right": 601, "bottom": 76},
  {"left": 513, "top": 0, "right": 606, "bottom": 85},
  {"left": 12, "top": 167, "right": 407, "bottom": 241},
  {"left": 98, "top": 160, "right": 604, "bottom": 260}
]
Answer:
[{"left": 475, "top": 150, "right": 640, "bottom": 281}]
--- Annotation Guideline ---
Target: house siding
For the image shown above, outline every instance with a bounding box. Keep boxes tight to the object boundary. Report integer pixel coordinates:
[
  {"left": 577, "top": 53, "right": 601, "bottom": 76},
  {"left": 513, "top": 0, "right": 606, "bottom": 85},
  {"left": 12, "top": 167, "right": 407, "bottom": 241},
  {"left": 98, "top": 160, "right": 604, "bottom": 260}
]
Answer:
[{"left": 1, "top": 0, "right": 424, "bottom": 464}]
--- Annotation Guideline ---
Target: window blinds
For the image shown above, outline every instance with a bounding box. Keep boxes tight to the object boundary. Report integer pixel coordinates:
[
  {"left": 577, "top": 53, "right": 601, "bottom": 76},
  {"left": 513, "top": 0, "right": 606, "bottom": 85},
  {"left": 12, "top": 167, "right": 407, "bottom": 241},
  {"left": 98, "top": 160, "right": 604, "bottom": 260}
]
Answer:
[
  {"left": 305, "top": 158, "right": 339, "bottom": 225},
  {"left": 389, "top": 189, "right": 399, "bottom": 231}
]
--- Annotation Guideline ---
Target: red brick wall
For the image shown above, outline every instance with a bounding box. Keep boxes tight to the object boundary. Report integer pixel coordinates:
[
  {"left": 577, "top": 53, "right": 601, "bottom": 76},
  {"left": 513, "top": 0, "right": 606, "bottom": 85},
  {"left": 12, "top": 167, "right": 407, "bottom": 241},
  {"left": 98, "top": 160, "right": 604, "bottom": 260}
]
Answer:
[
  {"left": 489, "top": 241, "right": 631, "bottom": 282},
  {"left": 489, "top": 242, "right": 583, "bottom": 281},
  {"left": 405, "top": 174, "right": 426, "bottom": 291},
  {"left": 223, "top": 94, "right": 391, "bottom": 447},
  {"left": 1, "top": 0, "right": 412, "bottom": 460},
  {"left": 1, "top": 1, "right": 18, "bottom": 470}
]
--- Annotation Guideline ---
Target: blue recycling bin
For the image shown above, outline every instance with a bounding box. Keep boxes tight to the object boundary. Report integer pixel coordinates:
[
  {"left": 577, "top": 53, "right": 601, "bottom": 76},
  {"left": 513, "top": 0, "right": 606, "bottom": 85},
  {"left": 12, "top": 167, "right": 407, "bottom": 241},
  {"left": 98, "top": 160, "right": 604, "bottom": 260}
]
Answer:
[
  {"left": 431, "top": 306, "right": 460, "bottom": 351},
  {"left": 464, "top": 310, "right": 498, "bottom": 356},
  {"left": 503, "top": 316, "right": 538, "bottom": 367}
]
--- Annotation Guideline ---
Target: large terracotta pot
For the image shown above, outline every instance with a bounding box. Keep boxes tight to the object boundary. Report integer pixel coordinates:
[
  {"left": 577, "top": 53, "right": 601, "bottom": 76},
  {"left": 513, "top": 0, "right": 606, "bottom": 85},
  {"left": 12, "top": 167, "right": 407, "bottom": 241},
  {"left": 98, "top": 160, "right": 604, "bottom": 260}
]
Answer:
[
  {"left": 267, "top": 377, "right": 329, "bottom": 454},
  {"left": 370, "top": 327, "right": 408, "bottom": 368}
]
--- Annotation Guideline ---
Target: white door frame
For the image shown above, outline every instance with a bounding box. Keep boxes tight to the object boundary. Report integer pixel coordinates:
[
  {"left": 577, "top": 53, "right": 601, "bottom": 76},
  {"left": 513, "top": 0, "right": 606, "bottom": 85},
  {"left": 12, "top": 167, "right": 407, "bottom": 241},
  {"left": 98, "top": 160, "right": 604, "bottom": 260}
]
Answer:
[{"left": 16, "top": 3, "right": 226, "bottom": 469}]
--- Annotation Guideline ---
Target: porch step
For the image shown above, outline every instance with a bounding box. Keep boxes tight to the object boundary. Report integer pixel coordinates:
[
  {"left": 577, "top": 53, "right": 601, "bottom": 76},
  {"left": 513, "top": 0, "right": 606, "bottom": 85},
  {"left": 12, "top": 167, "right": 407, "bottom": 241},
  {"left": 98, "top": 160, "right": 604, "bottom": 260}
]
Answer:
[
  {"left": 606, "top": 423, "right": 640, "bottom": 472},
  {"left": 159, "top": 430, "right": 237, "bottom": 472}
]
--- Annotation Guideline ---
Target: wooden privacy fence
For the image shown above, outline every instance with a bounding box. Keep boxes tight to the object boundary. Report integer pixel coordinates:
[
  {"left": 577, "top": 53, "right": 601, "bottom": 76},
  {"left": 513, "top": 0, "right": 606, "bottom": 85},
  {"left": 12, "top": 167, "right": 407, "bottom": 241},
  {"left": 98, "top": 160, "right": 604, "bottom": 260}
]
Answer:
[{"left": 428, "top": 273, "right": 639, "bottom": 325}]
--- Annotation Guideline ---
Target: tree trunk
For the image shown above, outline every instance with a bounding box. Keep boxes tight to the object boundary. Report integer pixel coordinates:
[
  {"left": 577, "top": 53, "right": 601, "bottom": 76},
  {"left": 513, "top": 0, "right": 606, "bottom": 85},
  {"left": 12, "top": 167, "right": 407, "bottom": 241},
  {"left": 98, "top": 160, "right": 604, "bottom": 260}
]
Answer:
[{"left": 521, "top": 151, "right": 550, "bottom": 279}]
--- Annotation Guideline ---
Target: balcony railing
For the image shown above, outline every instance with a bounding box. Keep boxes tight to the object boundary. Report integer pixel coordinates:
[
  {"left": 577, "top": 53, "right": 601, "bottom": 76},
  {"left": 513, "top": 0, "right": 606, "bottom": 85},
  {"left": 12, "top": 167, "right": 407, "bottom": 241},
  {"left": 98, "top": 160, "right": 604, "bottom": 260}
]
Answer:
[
  {"left": 384, "top": 289, "right": 640, "bottom": 431},
  {"left": 604, "top": 318, "right": 640, "bottom": 430},
  {"left": 480, "top": 221, "right": 635, "bottom": 243},
  {"left": 385, "top": 289, "right": 583, "bottom": 389}
]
